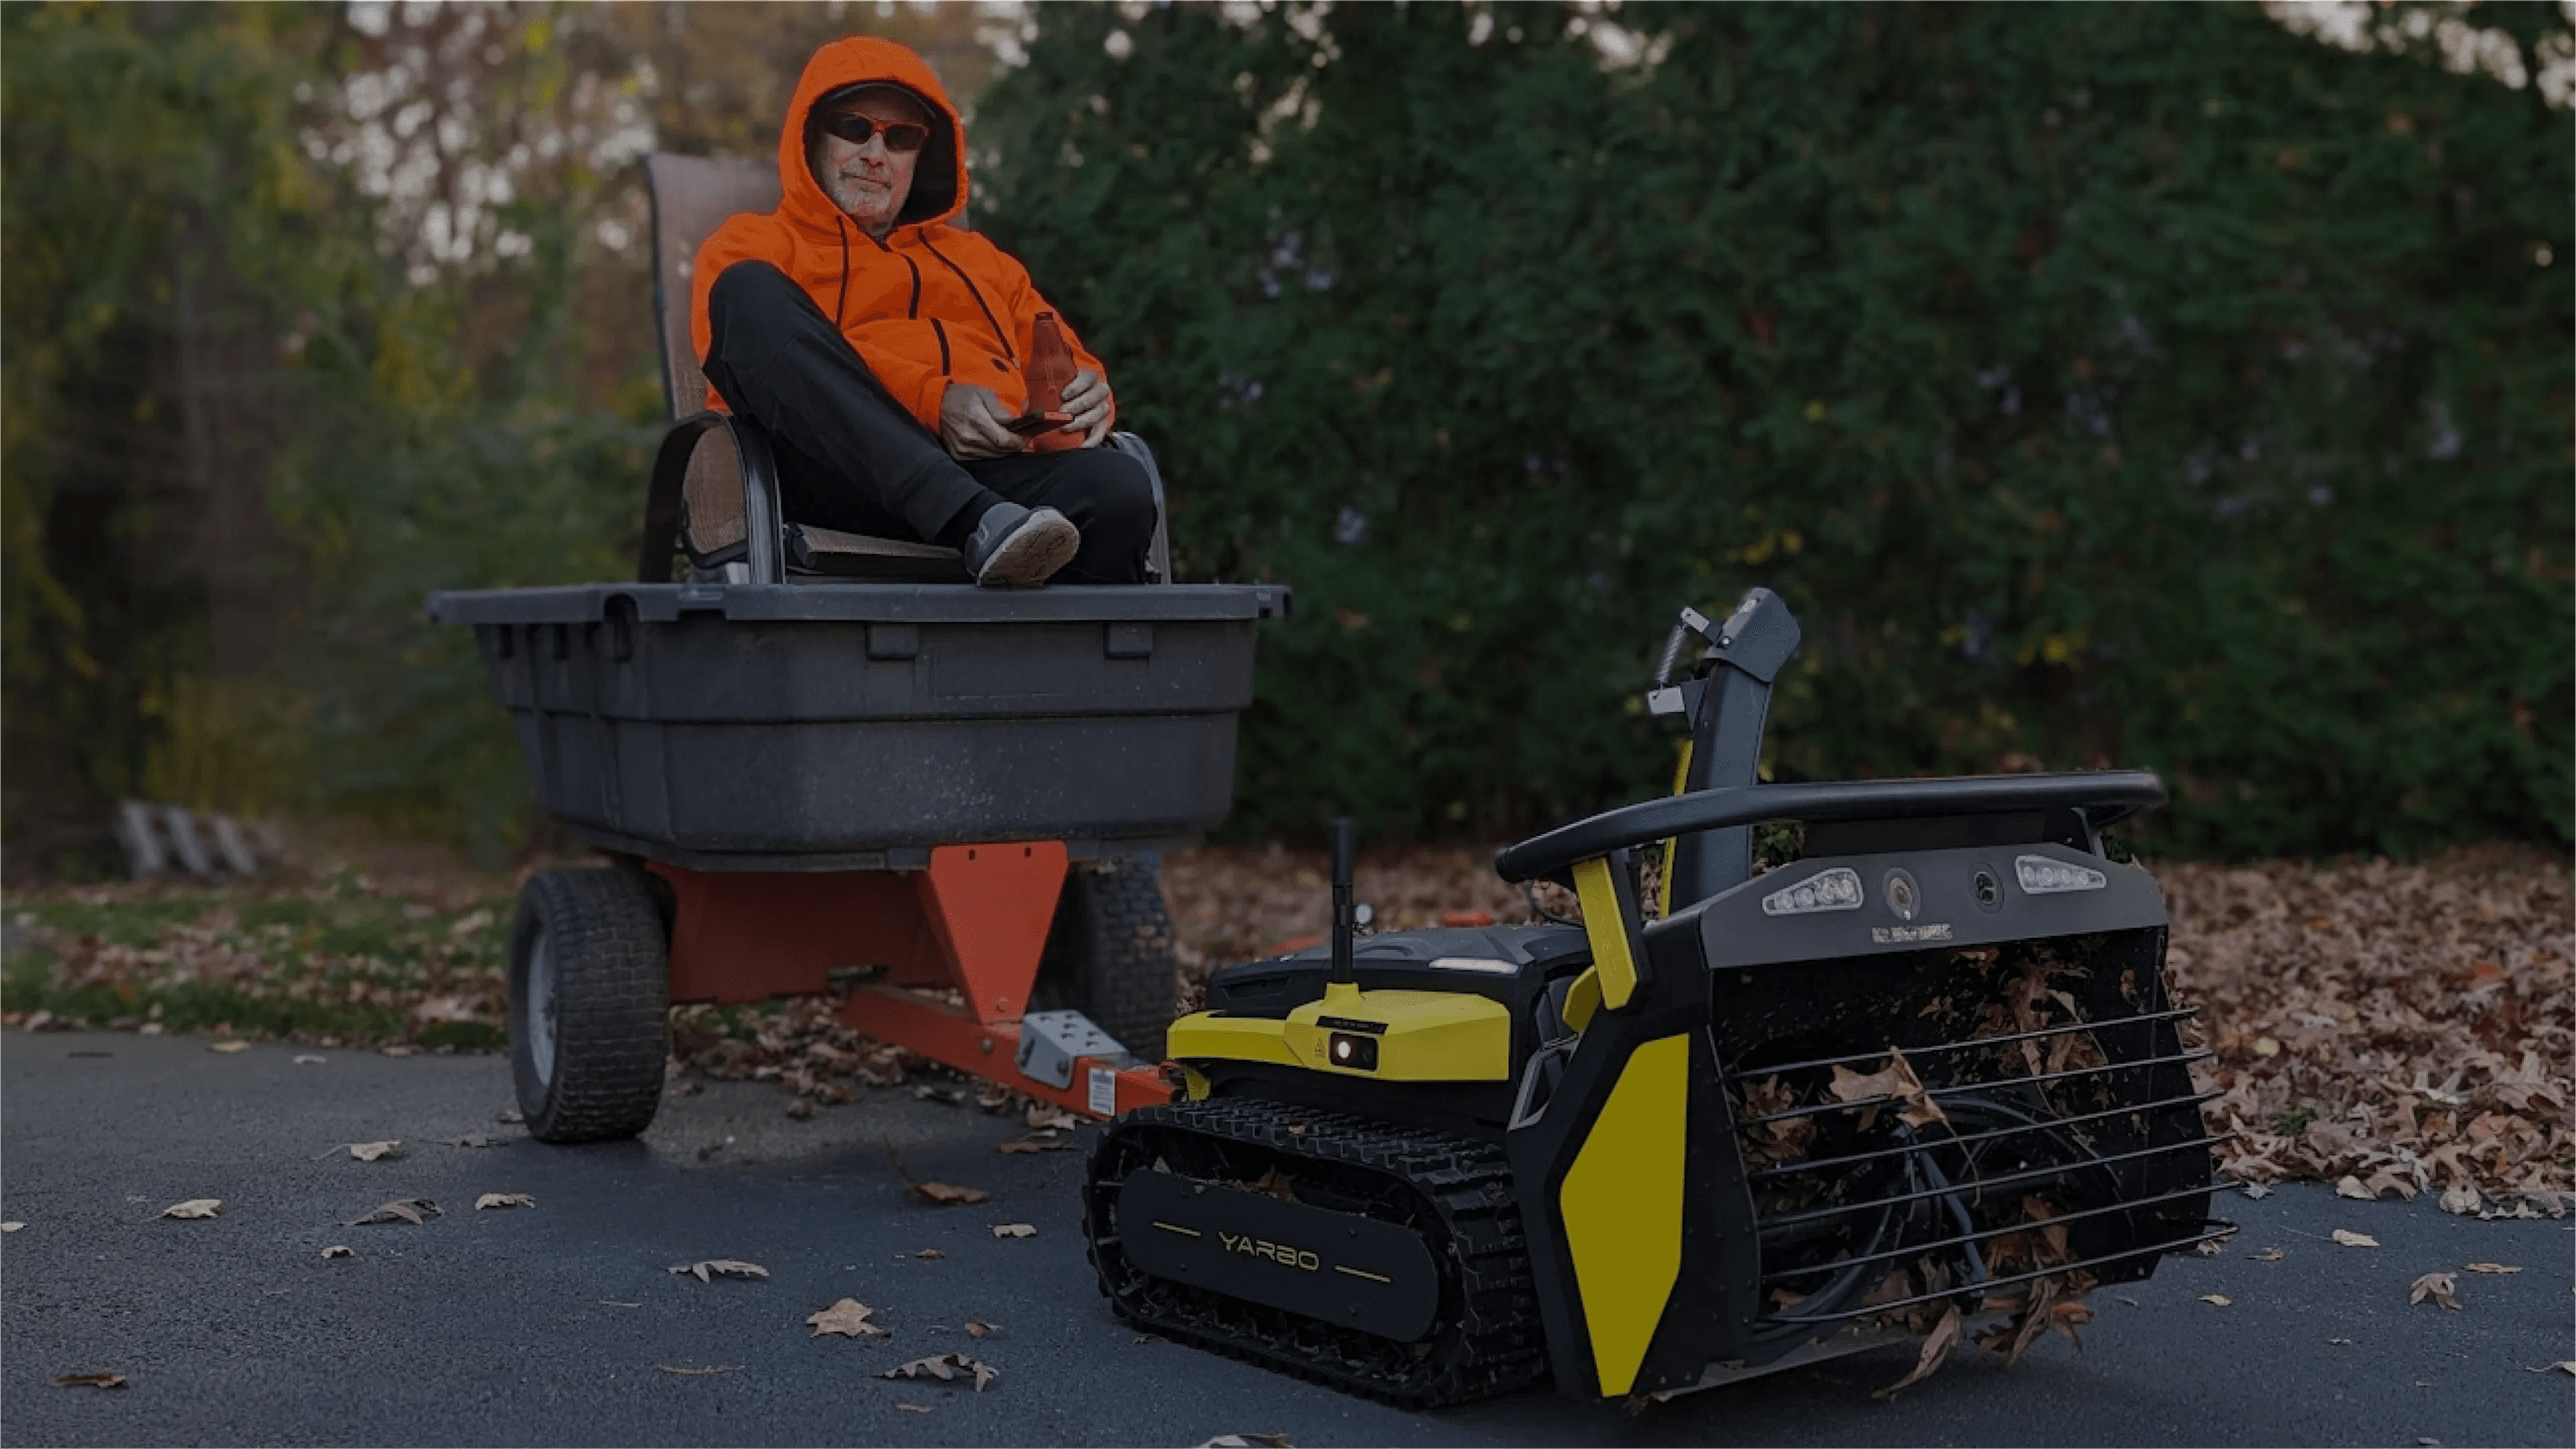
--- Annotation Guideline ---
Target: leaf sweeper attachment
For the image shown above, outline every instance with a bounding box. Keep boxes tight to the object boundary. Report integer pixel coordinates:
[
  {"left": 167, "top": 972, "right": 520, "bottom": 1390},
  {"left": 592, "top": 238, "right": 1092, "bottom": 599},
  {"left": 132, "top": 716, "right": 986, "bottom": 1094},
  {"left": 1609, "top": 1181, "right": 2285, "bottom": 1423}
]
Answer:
[{"left": 1081, "top": 588, "right": 2227, "bottom": 1405}]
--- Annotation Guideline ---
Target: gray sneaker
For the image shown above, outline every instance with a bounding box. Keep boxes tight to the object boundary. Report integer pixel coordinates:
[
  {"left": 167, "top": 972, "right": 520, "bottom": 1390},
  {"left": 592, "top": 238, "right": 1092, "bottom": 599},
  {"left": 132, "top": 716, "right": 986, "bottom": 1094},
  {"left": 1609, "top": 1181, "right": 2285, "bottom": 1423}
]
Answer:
[{"left": 963, "top": 502, "right": 1081, "bottom": 588}]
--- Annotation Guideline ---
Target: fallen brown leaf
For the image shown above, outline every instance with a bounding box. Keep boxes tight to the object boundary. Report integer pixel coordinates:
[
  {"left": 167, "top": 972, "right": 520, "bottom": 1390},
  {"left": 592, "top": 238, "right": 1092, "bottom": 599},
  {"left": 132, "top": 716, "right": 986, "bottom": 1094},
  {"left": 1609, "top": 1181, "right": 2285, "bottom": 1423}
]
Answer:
[
  {"left": 2438, "top": 1185, "right": 2483, "bottom": 1216},
  {"left": 345, "top": 1140, "right": 402, "bottom": 1163},
  {"left": 2408, "top": 1271, "right": 2461, "bottom": 1309},
  {"left": 321, "top": 1245, "right": 352, "bottom": 1258},
  {"left": 52, "top": 1372, "right": 126, "bottom": 1389},
  {"left": 2330, "top": 1229, "right": 2379, "bottom": 1248},
  {"left": 1872, "top": 1302, "right": 1961, "bottom": 1399},
  {"left": 2248, "top": 1248, "right": 2286, "bottom": 1263},
  {"left": 449, "top": 1133, "right": 506, "bottom": 1148},
  {"left": 2200, "top": 1294, "right": 2233, "bottom": 1307},
  {"left": 667, "top": 1259, "right": 768, "bottom": 1283},
  {"left": 896, "top": 1403, "right": 932, "bottom": 1413},
  {"left": 474, "top": 1193, "right": 534, "bottom": 1211},
  {"left": 808, "top": 1297, "right": 891, "bottom": 1338},
  {"left": 1198, "top": 1437, "right": 1296, "bottom": 1449},
  {"left": 1024, "top": 1106, "right": 1079, "bottom": 1132},
  {"left": 991, "top": 1223, "right": 1036, "bottom": 1238},
  {"left": 911, "top": 1182, "right": 988, "bottom": 1206},
  {"left": 1827, "top": 1048, "right": 1949, "bottom": 1130},
  {"left": 347, "top": 1199, "right": 439, "bottom": 1226},
  {"left": 1, "top": 1222, "right": 25, "bottom": 1233},
  {"left": 208, "top": 1040, "right": 250, "bottom": 1054},
  {"left": 2464, "top": 1263, "right": 2522, "bottom": 1275},
  {"left": 786, "top": 1099, "right": 816, "bottom": 1122},
  {"left": 2539, "top": 1362, "right": 2576, "bottom": 1377},
  {"left": 655, "top": 1364, "right": 739, "bottom": 1376},
  {"left": 916, "top": 1248, "right": 947, "bottom": 1260},
  {"left": 292, "top": 1055, "right": 326, "bottom": 1065},
  {"left": 965, "top": 1319, "right": 1000, "bottom": 1338},
  {"left": 881, "top": 1352, "right": 998, "bottom": 1391},
  {"left": 996, "top": 1136, "right": 1071, "bottom": 1155},
  {"left": 160, "top": 1198, "right": 222, "bottom": 1220}
]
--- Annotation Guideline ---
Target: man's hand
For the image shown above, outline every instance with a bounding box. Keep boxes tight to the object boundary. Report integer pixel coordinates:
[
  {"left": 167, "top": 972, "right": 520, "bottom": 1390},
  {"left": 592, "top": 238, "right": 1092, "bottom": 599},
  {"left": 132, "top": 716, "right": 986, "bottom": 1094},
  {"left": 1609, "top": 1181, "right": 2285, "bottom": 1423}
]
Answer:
[
  {"left": 941, "top": 382, "right": 1027, "bottom": 460},
  {"left": 1060, "top": 367, "right": 1114, "bottom": 447}
]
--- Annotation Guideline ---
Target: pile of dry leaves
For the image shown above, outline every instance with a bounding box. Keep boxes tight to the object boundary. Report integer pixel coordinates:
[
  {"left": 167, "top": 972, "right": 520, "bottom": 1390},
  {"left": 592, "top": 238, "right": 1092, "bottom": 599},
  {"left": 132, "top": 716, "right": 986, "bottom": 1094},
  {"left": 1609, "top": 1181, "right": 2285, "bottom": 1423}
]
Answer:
[{"left": 2158, "top": 848, "right": 2571, "bottom": 1214}]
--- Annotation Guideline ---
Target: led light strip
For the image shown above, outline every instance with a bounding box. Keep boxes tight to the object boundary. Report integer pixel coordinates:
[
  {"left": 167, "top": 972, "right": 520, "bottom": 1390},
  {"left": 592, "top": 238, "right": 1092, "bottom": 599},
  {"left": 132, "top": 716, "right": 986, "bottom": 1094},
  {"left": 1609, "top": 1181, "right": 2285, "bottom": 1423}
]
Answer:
[
  {"left": 2015, "top": 855, "right": 2108, "bottom": 894},
  {"left": 1761, "top": 867, "right": 1864, "bottom": 916}
]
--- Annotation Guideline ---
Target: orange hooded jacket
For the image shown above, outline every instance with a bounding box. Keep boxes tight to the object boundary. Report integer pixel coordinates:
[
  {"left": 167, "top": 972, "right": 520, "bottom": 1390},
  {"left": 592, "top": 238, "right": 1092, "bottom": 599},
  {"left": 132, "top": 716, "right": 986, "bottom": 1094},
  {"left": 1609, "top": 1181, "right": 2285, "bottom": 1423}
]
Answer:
[{"left": 688, "top": 36, "right": 1108, "bottom": 453}]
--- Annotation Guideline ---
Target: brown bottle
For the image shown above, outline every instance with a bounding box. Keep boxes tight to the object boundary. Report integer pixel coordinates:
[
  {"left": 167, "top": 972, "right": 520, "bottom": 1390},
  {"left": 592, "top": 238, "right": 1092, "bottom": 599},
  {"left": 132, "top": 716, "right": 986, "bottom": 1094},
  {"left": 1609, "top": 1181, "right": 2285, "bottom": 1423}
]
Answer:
[{"left": 1022, "top": 311, "right": 1077, "bottom": 418}]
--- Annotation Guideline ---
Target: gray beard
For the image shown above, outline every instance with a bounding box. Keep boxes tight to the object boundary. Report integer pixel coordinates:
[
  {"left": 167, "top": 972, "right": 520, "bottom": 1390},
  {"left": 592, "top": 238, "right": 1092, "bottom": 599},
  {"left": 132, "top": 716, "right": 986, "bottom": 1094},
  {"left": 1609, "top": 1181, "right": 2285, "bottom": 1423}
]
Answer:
[{"left": 824, "top": 171, "right": 879, "bottom": 220}]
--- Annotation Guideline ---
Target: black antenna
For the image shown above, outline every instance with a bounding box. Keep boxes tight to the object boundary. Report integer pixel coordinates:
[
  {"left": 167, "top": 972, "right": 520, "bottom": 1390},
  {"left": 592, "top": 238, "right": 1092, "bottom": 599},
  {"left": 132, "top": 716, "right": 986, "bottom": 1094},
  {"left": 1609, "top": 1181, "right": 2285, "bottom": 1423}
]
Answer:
[{"left": 1328, "top": 816, "right": 1357, "bottom": 986}]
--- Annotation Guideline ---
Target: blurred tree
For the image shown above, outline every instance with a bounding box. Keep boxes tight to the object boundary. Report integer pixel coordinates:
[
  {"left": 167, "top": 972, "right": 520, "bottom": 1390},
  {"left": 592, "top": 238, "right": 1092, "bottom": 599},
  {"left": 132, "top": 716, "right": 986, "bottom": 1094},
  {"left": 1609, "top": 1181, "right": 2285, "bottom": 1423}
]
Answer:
[
  {"left": 972, "top": 0, "right": 2571, "bottom": 856},
  {"left": 1, "top": 1, "right": 370, "bottom": 865}
]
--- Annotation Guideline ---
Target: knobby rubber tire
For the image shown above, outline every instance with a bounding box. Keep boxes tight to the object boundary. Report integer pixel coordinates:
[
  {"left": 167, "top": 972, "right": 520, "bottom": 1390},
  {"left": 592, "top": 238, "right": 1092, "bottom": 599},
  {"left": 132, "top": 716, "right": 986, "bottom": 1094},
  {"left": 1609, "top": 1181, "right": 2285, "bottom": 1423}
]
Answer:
[
  {"left": 511, "top": 867, "right": 670, "bottom": 1143},
  {"left": 1035, "top": 855, "right": 1181, "bottom": 1063}
]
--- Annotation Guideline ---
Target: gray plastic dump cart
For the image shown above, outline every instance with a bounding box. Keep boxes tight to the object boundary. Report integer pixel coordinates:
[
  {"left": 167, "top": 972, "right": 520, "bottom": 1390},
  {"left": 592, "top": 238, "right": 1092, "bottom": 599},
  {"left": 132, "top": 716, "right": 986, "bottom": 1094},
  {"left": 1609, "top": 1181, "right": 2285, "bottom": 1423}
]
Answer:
[
  {"left": 426, "top": 580, "right": 1288, "bottom": 871},
  {"left": 426, "top": 578, "right": 1288, "bottom": 1143}
]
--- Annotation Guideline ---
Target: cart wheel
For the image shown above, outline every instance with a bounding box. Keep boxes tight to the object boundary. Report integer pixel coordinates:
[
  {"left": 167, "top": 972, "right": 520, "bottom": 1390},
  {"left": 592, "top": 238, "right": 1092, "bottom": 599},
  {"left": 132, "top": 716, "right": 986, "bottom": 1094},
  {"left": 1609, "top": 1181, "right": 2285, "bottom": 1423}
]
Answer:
[
  {"left": 1034, "top": 855, "right": 1181, "bottom": 1064},
  {"left": 510, "top": 867, "right": 670, "bottom": 1143}
]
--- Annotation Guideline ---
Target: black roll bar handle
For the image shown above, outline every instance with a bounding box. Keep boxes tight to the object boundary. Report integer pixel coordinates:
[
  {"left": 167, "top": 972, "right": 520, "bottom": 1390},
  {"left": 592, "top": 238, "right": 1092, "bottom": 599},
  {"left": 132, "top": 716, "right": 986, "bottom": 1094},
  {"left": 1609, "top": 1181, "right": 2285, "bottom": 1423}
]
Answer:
[{"left": 1494, "top": 770, "right": 2166, "bottom": 886}]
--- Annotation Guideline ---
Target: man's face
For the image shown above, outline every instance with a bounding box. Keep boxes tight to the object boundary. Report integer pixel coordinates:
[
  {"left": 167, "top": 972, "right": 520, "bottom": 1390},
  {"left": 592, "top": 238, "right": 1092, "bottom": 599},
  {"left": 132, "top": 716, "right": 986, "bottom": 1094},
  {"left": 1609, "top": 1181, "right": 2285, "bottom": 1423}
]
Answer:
[{"left": 811, "top": 88, "right": 928, "bottom": 237}]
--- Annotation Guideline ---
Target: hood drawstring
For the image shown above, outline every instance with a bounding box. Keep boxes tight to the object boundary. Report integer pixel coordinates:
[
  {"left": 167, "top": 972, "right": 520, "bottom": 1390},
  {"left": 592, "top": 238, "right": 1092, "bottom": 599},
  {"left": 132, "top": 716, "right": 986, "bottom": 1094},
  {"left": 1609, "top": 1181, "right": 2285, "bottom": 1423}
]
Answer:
[
  {"left": 920, "top": 235, "right": 1014, "bottom": 364},
  {"left": 833, "top": 216, "right": 852, "bottom": 326}
]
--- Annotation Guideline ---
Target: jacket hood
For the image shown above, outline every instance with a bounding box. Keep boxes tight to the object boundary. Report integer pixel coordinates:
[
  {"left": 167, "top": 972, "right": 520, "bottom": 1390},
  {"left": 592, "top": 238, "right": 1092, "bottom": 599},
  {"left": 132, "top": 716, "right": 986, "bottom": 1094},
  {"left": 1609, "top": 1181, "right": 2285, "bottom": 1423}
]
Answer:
[{"left": 778, "top": 36, "right": 967, "bottom": 233}]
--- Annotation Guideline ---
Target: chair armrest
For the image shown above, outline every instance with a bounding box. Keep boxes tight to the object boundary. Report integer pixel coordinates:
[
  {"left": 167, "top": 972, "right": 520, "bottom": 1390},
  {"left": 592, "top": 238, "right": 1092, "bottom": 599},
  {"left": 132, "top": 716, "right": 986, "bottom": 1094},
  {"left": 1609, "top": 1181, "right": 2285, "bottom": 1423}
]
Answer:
[
  {"left": 1106, "top": 431, "right": 1173, "bottom": 584},
  {"left": 638, "top": 412, "right": 786, "bottom": 584}
]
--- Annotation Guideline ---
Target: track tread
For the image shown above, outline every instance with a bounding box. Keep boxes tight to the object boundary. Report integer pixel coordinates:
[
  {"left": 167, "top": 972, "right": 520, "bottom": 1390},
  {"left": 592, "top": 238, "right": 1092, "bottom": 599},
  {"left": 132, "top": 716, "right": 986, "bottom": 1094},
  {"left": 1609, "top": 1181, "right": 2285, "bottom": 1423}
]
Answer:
[{"left": 1084, "top": 1096, "right": 1548, "bottom": 1407}]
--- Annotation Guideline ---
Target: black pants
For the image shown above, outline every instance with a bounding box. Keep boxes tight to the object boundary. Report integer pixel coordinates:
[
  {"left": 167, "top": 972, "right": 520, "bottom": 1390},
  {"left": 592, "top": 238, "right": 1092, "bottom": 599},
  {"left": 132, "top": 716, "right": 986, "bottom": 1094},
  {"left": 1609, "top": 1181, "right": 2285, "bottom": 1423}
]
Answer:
[{"left": 701, "top": 261, "right": 1156, "bottom": 584}]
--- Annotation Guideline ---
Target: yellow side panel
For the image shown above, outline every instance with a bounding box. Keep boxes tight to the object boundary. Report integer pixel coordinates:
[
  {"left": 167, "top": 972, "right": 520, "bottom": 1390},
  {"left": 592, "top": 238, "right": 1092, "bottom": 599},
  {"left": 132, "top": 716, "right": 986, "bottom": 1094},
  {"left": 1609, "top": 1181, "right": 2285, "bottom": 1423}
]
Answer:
[
  {"left": 1658, "top": 739, "right": 1694, "bottom": 918},
  {"left": 1285, "top": 985, "right": 1512, "bottom": 1081},
  {"left": 1166, "top": 989, "right": 1513, "bottom": 1081},
  {"left": 1559, "top": 1032, "right": 1690, "bottom": 1398},
  {"left": 1164, "top": 1012, "right": 1301, "bottom": 1067},
  {"left": 1560, "top": 967, "right": 1603, "bottom": 1035},
  {"left": 1572, "top": 858, "right": 1640, "bottom": 1010}
]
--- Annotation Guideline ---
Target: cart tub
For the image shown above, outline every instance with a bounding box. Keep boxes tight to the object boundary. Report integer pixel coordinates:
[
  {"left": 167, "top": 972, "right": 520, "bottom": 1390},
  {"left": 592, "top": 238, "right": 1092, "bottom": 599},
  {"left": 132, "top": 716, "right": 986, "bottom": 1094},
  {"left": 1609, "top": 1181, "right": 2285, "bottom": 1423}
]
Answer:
[{"left": 426, "top": 581, "right": 1289, "bottom": 870}]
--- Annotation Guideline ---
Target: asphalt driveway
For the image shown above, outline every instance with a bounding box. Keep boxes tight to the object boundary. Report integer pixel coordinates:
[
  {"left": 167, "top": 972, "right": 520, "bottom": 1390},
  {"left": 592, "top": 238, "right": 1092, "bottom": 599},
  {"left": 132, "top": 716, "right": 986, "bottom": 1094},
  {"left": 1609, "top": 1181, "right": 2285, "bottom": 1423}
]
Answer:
[{"left": 3, "top": 1030, "right": 2568, "bottom": 1447}]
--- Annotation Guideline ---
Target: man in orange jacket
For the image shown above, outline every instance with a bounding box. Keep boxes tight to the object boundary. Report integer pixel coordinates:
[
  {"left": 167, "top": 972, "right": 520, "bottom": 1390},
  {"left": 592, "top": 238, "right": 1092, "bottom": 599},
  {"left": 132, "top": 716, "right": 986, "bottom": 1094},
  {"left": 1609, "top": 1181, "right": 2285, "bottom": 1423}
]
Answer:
[{"left": 690, "top": 37, "right": 1153, "bottom": 586}]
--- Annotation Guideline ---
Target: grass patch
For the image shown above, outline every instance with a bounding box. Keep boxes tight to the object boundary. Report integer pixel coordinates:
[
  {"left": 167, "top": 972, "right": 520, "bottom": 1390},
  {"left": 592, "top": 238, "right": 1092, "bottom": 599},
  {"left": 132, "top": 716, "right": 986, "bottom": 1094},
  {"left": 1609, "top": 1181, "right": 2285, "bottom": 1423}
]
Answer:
[{"left": 2, "top": 883, "right": 515, "bottom": 1047}]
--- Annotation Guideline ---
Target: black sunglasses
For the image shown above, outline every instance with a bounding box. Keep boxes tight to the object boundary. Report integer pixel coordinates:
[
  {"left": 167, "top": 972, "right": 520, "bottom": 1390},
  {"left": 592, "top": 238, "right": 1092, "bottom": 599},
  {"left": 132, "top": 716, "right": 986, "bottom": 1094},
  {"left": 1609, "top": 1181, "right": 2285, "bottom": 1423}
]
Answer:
[{"left": 817, "top": 111, "right": 930, "bottom": 152}]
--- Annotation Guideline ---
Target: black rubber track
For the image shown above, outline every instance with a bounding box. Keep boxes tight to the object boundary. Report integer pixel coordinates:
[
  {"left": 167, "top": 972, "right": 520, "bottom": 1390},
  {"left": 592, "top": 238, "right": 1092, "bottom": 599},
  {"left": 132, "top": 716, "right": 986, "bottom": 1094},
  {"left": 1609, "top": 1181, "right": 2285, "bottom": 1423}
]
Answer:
[
  {"left": 1083, "top": 1097, "right": 1550, "bottom": 1408},
  {"left": 1036, "top": 855, "right": 1181, "bottom": 1063},
  {"left": 510, "top": 867, "right": 670, "bottom": 1143}
]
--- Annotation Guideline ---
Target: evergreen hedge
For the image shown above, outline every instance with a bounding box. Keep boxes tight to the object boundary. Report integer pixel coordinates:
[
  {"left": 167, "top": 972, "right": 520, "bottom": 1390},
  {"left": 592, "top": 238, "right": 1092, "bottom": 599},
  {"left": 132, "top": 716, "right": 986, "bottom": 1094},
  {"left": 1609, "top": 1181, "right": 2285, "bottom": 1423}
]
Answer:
[{"left": 972, "top": 0, "right": 2571, "bottom": 857}]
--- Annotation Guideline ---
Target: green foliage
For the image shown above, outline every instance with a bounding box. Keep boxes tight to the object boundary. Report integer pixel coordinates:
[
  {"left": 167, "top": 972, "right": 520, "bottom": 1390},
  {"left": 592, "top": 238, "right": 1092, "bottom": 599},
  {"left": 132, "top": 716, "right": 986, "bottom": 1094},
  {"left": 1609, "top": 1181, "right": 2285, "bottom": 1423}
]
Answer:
[
  {"left": 5, "top": 2, "right": 2564, "bottom": 867},
  {"left": 0, "top": 887, "right": 513, "bottom": 1047},
  {"left": 0, "top": 2, "right": 659, "bottom": 863},
  {"left": 975, "top": 1, "right": 2571, "bottom": 857},
  {"left": 1, "top": 3, "right": 364, "bottom": 837}
]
